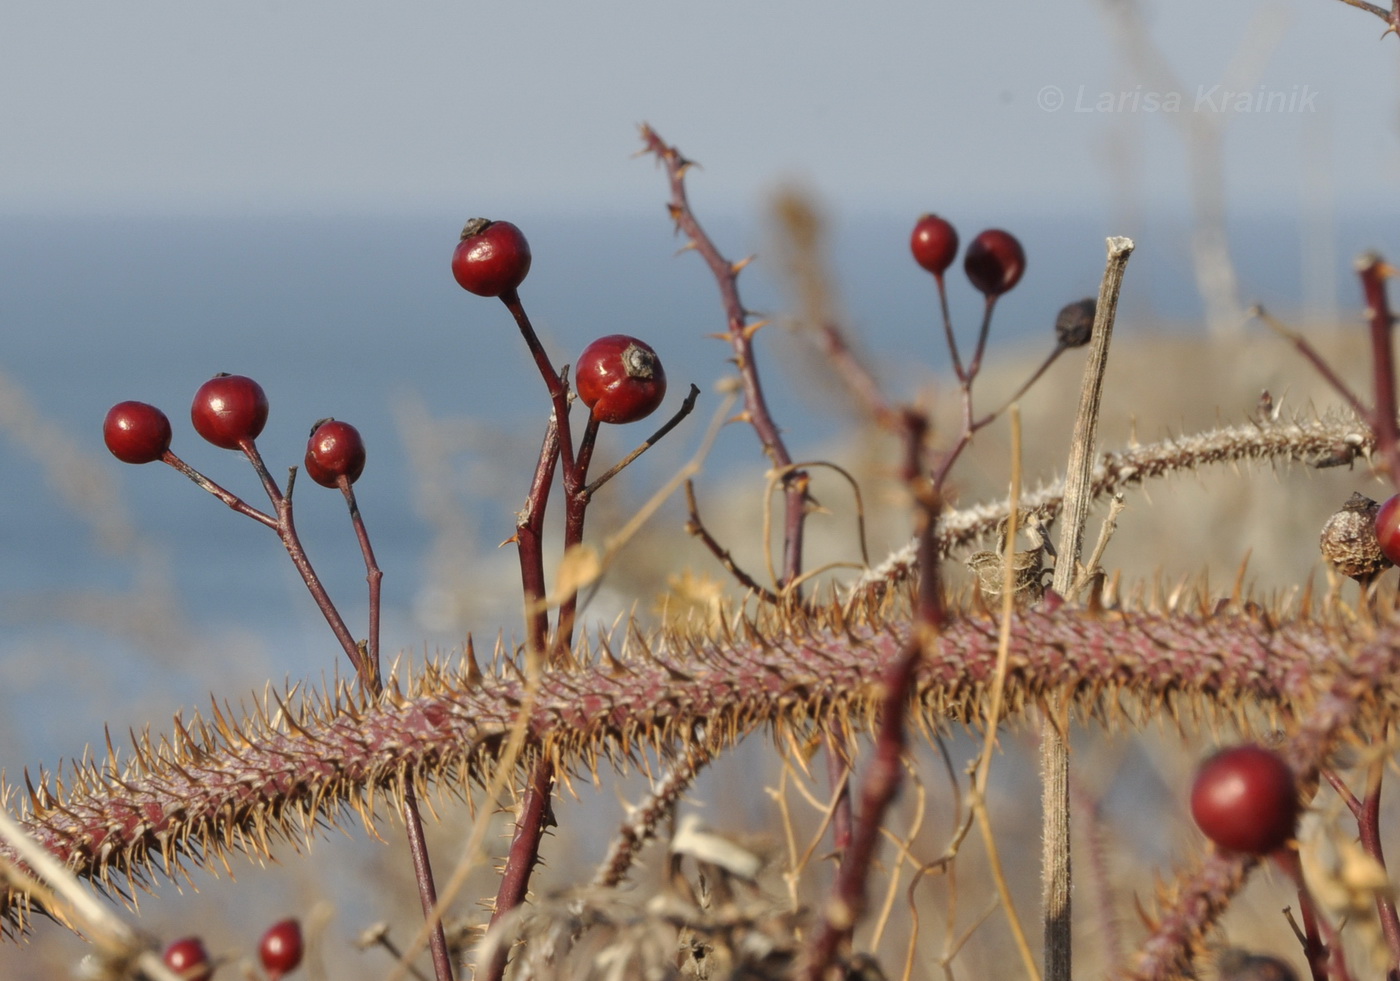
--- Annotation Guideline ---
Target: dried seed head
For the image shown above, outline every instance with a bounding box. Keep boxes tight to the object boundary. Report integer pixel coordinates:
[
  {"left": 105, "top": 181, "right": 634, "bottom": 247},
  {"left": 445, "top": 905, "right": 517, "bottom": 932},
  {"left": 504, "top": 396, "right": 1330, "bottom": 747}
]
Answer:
[
  {"left": 1319, "top": 492, "right": 1391, "bottom": 582},
  {"left": 1054, "top": 297, "right": 1096, "bottom": 349},
  {"left": 966, "top": 513, "right": 1053, "bottom": 604}
]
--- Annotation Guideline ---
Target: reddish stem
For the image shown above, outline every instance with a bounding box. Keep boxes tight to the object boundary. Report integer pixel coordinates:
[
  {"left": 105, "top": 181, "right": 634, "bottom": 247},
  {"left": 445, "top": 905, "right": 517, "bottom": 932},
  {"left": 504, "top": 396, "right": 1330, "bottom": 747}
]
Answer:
[
  {"left": 935, "top": 272, "right": 965, "bottom": 381},
  {"left": 581, "top": 384, "right": 701, "bottom": 500},
  {"left": 642, "top": 124, "right": 848, "bottom": 868},
  {"left": 401, "top": 783, "right": 454, "bottom": 981},
  {"left": 640, "top": 125, "right": 806, "bottom": 591},
  {"left": 1272, "top": 848, "right": 1337, "bottom": 981},
  {"left": 964, "top": 293, "right": 1000, "bottom": 383},
  {"left": 516, "top": 418, "right": 562, "bottom": 657},
  {"left": 1358, "top": 255, "right": 1400, "bottom": 482},
  {"left": 555, "top": 413, "right": 600, "bottom": 653},
  {"left": 1358, "top": 738, "right": 1400, "bottom": 973},
  {"left": 226, "top": 438, "right": 370, "bottom": 680},
  {"left": 338, "top": 477, "right": 454, "bottom": 981},
  {"left": 499, "top": 288, "right": 576, "bottom": 477},
  {"left": 161, "top": 451, "right": 276, "bottom": 528},
  {"left": 482, "top": 757, "right": 555, "bottom": 981},
  {"left": 339, "top": 477, "right": 383, "bottom": 681},
  {"left": 799, "top": 408, "right": 938, "bottom": 979},
  {"left": 798, "top": 640, "right": 920, "bottom": 980}
]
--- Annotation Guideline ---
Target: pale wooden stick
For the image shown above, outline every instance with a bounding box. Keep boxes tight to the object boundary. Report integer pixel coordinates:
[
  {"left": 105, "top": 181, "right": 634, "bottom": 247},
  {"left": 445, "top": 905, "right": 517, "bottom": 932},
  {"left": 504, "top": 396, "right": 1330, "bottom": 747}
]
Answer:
[{"left": 1044, "top": 236, "right": 1135, "bottom": 981}]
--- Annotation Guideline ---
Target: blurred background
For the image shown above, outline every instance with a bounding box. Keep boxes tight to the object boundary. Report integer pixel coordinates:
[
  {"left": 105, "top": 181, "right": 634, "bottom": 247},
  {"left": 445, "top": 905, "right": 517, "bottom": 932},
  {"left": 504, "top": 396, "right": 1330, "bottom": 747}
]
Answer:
[{"left": 2, "top": 2, "right": 1398, "bottom": 977}]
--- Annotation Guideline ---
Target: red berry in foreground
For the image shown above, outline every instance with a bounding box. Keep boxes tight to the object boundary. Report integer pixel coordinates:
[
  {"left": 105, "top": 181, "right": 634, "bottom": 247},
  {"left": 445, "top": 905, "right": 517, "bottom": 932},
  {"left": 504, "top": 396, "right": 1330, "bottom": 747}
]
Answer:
[
  {"left": 103, "top": 401, "right": 172, "bottom": 464},
  {"left": 162, "top": 936, "right": 214, "bottom": 981},
  {"left": 575, "top": 334, "right": 668, "bottom": 424},
  {"left": 1190, "top": 744, "right": 1299, "bottom": 855},
  {"left": 304, "top": 419, "right": 366, "bottom": 488},
  {"left": 963, "top": 228, "right": 1026, "bottom": 297},
  {"left": 910, "top": 213, "right": 959, "bottom": 276},
  {"left": 258, "top": 918, "right": 304, "bottom": 979},
  {"left": 1375, "top": 494, "right": 1400, "bottom": 565},
  {"left": 452, "top": 218, "right": 532, "bottom": 297},
  {"left": 191, "top": 374, "right": 269, "bottom": 450}
]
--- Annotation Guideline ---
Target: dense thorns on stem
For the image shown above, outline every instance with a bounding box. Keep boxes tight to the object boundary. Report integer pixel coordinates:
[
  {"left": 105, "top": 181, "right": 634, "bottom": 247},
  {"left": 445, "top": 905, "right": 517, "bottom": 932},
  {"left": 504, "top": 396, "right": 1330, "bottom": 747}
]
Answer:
[
  {"left": 4, "top": 592, "right": 1397, "bottom": 938},
  {"left": 858, "top": 411, "right": 1375, "bottom": 591}
]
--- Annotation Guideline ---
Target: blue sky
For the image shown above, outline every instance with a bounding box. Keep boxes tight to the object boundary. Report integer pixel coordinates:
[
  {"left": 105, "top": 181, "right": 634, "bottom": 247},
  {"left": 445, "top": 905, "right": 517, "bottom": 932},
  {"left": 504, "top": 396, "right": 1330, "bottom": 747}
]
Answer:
[{"left": 2, "top": 1, "right": 1397, "bottom": 218}]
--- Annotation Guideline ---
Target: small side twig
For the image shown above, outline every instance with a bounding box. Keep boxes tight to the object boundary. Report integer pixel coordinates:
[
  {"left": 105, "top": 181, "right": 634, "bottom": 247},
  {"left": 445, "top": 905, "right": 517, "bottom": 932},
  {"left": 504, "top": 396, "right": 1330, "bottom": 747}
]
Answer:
[
  {"left": 1332, "top": 0, "right": 1400, "bottom": 36},
  {"left": 684, "top": 480, "right": 779, "bottom": 602},
  {"left": 592, "top": 737, "right": 713, "bottom": 889},
  {"left": 581, "top": 383, "right": 701, "bottom": 500},
  {"left": 1252, "top": 305, "right": 1370, "bottom": 424}
]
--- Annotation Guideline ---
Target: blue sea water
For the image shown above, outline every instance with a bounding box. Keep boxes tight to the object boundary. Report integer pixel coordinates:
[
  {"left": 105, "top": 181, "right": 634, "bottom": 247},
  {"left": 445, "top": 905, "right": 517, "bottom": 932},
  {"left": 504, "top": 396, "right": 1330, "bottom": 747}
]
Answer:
[{"left": 0, "top": 206, "right": 1396, "bottom": 767}]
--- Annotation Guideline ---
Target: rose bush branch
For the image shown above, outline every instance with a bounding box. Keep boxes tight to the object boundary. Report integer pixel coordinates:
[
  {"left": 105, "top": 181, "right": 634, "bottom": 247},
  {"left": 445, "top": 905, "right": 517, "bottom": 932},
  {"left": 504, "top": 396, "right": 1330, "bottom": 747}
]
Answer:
[
  {"left": 104, "top": 385, "right": 450, "bottom": 978},
  {"left": 7, "top": 599, "right": 1397, "bottom": 940},
  {"left": 306, "top": 420, "right": 456, "bottom": 981},
  {"left": 640, "top": 124, "right": 810, "bottom": 594},
  {"left": 453, "top": 218, "right": 692, "bottom": 978},
  {"left": 1333, "top": 0, "right": 1400, "bottom": 35}
]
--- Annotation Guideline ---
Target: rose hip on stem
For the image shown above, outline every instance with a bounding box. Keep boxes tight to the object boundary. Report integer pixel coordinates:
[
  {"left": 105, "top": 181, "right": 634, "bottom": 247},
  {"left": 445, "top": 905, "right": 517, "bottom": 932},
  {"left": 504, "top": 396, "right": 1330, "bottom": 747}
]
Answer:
[
  {"left": 575, "top": 334, "right": 668, "bottom": 424},
  {"left": 103, "top": 400, "right": 172, "bottom": 464},
  {"left": 451, "top": 217, "right": 576, "bottom": 479},
  {"left": 191, "top": 373, "right": 269, "bottom": 450},
  {"left": 304, "top": 418, "right": 367, "bottom": 488},
  {"left": 1190, "top": 744, "right": 1299, "bottom": 856},
  {"left": 299, "top": 416, "right": 453, "bottom": 981},
  {"left": 910, "top": 213, "right": 959, "bottom": 276},
  {"left": 911, "top": 213, "right": 966, "bottom": 380},
  {"left": 960, "top": 228, "right": 1025, "bottom": 384},
  {"left": 451, "top": 218, "right": 532, "bottom": 298},
  {"left": 162, "top": 936, "right": 214, "bottom": 981},
  {"left": 964, "top": 228, "right": 1026, "bottom": 298},
  {"left": 258, "top": 917, "right": 304, "bottom": 980}
]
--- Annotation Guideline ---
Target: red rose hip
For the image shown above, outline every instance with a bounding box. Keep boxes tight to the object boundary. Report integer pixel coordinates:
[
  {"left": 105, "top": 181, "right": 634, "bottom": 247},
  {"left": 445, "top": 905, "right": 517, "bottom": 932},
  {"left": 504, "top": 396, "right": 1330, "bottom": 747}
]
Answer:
[
  {"left": 191, "top": 374, "right": 269, "bottom": 450},
  {"left": 575, "top": 334, "right": 667, "bottom": 424},
  {"left": 1190, "top": 744, "right": 1299, "bottom": 855},
  {"left": 304, "top": 419, "right": 366, "bottom": 487},
  {"left": 964, "top": 229, "right": 1026, "bottom": 297},
  {"left": 452, "top": 218, "right": 532, "bottom": 297},
  {"left": 910, "top": 214, "right": 959, "bottom": 276},
  {"left": 103, "top": 401, "right": 172, "bottom": 464},
  {"left": 162, "top": 936, "right": 214, "bottom": 981},
  {"left": 258, "top": 917, "right": 304, "bottom": 979},
  {"left": 1374, "top": 494, "right": 1400, "bottom": 565}
]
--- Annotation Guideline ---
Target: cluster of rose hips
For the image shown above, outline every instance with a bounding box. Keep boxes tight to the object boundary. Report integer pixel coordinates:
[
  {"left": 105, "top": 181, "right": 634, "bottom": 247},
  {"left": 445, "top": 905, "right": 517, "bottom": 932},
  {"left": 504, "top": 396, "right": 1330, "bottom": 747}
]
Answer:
[
  {"left": 450, "top": 219, "right": 668, "bottom": 426},
  {"left": 162, "top": 917, "right": 303, "bottom": 981},
  {"left": 103, "top": 376, "right": 366, "bottom": 489},
  {"left": 104, "top": 370, "right": 383, "bottom": 697},
  {"left": 910, "top": 214, "right": 1026, "bottom": 299}
]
